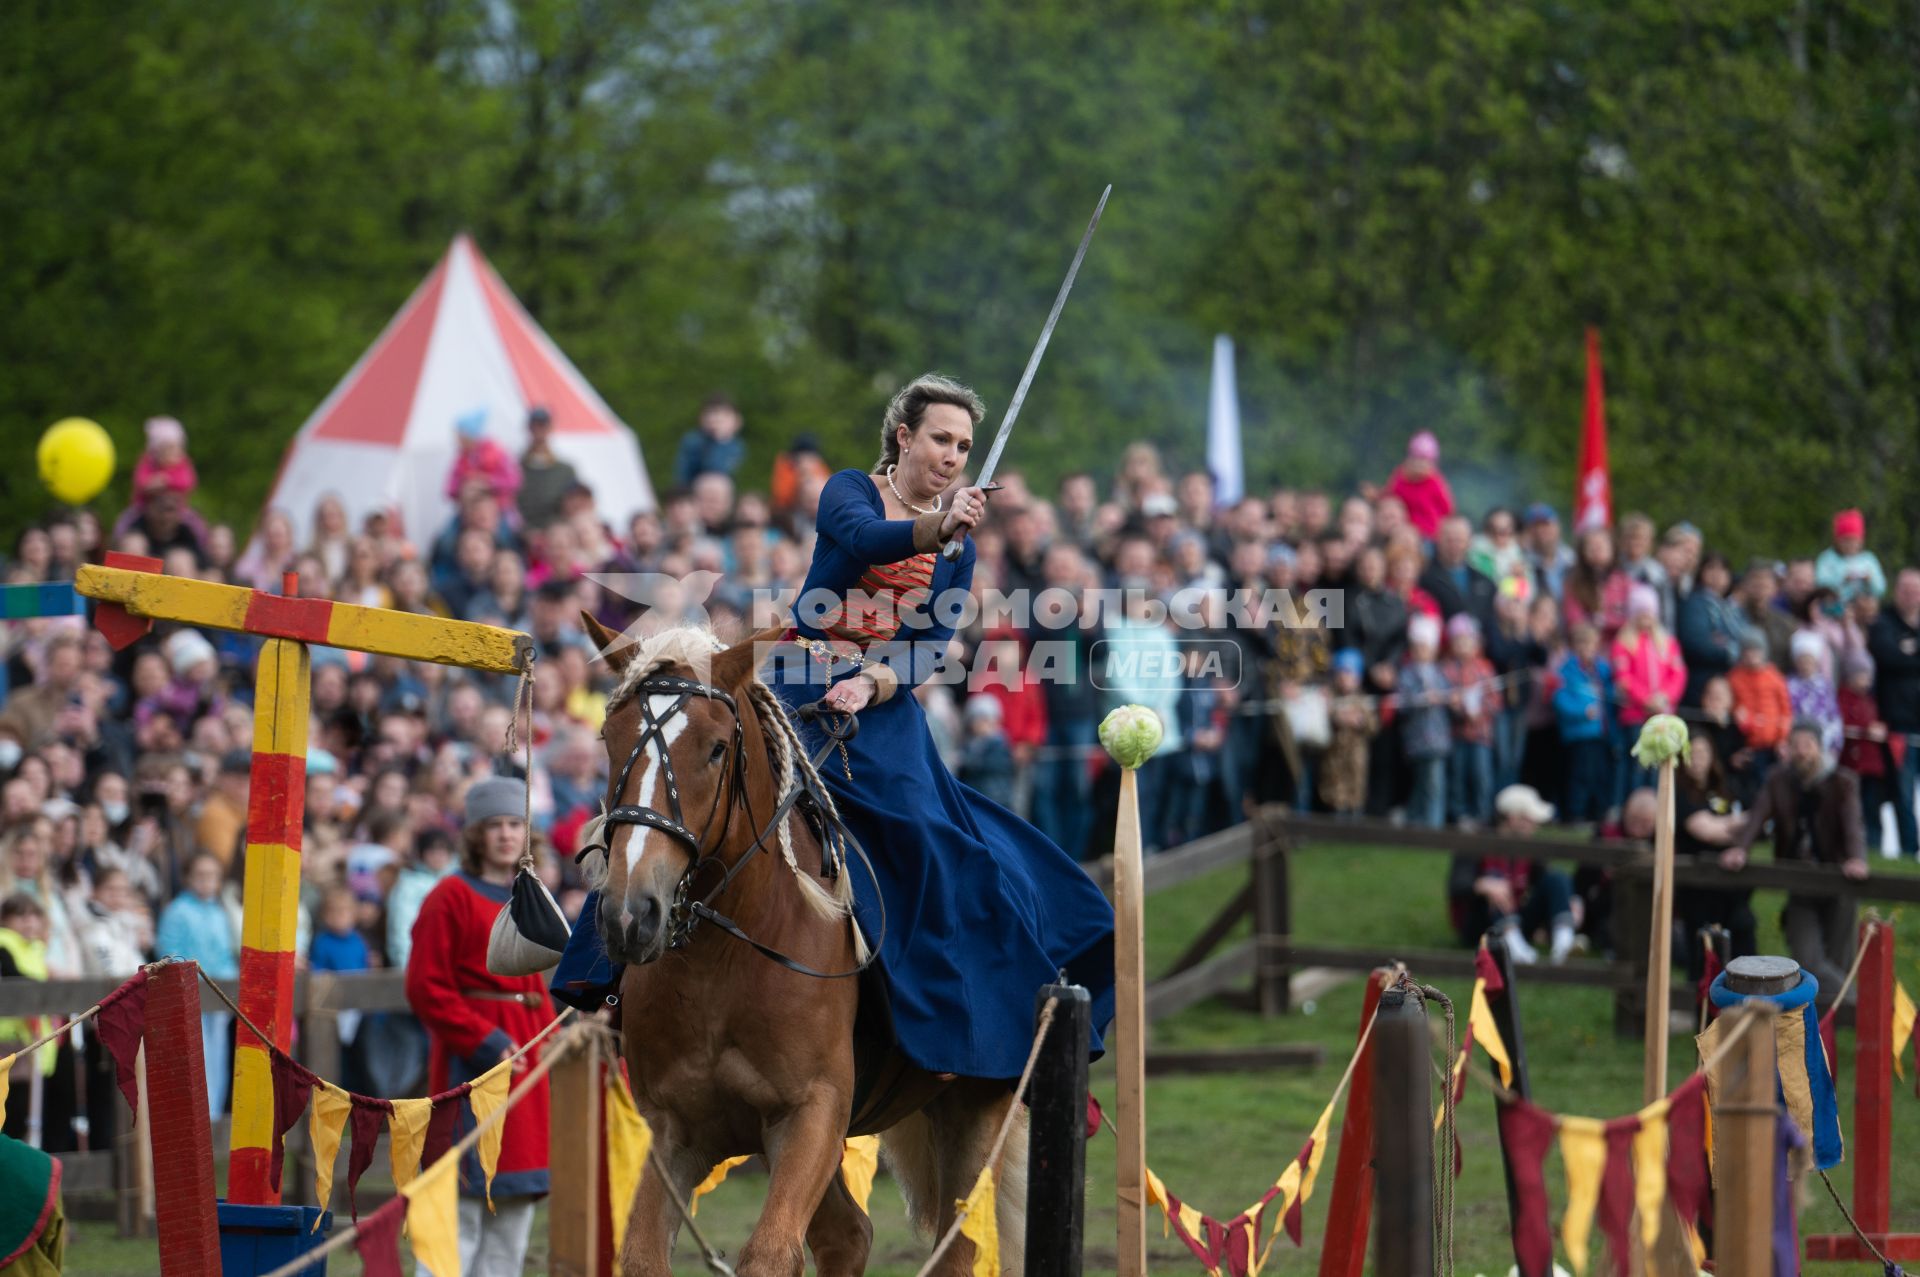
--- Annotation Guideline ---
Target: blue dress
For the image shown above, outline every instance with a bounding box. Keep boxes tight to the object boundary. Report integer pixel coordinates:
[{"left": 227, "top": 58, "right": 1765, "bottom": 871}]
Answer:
[{"left": 554, "top": 468, "right": 1116, "bottom": 1080}]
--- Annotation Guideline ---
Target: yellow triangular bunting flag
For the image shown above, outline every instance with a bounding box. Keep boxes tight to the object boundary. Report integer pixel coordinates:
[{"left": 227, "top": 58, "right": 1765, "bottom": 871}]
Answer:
[
  {"left": 398, "top": 1141, "right": 461, "bottom": 1277},
  {"left": 1469, "top": 975, "right": 1515, "bottom": 1088},
  {"left": 467, "top": 1059, "right": 512, "bottom": 1207},
  {"left": 604, "top": 1070, "right": 652, "bottom": 1255},
  {"left": 691, "top": 1155, "right": 749, "bottom": 1215},
  {"left": 1559, "top": 1116, "right": 1606, "bottom": 1276},
  {"left": 308, "top": 1082, "right": 352, "bottom": 1227},
  {"left": 956, "top": 1164, "right": 999, "bottom": 1277},
  {"left": 1631, "top": 1096, "right": 1669, "bottom": 1249},
  {"left": 841, "top": 1136, "right": 881, "bottom": 1214},
  {"left": 0, "top": 1054, "right": 13, "bottom": 1127},
  {"left": 1893, "top": 980, "right": 1916, "bottom": 1081},
  {"left": 1145, "top": 1166, "right": 1172, "bottom": 1238},
  {"left": 387, "top": 1096, "right": 434, "bottom": 1190}
]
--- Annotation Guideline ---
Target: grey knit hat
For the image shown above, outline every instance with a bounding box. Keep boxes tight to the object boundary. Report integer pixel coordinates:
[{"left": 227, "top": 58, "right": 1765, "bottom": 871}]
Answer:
[{"left": 464, "top": 776, "right": 526, "bottom": 830}]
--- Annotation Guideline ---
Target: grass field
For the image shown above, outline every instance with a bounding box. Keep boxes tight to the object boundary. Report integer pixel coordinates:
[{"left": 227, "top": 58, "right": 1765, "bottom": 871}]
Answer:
[{"left": 59, "top": 843, "right": 1920, "bottom": 1274}]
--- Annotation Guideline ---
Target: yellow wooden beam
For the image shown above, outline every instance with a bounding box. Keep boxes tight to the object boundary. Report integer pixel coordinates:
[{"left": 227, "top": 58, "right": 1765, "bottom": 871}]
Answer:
[{"left": 76, "top": 564, "right": 531, "bottom": 673}]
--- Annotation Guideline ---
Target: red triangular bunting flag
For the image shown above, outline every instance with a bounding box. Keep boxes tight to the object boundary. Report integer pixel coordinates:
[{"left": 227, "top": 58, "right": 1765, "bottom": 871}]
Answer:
[
  {"left": 1475, "top": 943, "right": 1506, "bottom": 995},
  {"left": 94, "top": 970, "right": 150, "bottom": 1113},
  {"left": 1596, "top": 1116, "right": 1640, "bottom": 1277},
  {"left": 1495, "top": 1098, "right": 1556, "bottom": 1277},
  {"left": 1224, "top": 1215, "right": 1253, "bottom": 1277},
  {"left": 1284, "top": 1139, "right": 1315, "bottom": 1245},
  {"left": 352, "top": 1192, "right": 408, "bottom": 1277},
  {"left": 422, "top": 1092, "right": 463, "bottom": 1170},
  {"left": 268, "top": 1054, "right": 317, "bottom": 1196},
  {"left": 1086, "top": 1094, "right": 1103, "bottom": 1141},
  {"left": 346, "top": 1098, "right": 394, "bottom": 1220},
  {"left": 1665, "top": 1074, "right": 1710, "bottom": 1228}
]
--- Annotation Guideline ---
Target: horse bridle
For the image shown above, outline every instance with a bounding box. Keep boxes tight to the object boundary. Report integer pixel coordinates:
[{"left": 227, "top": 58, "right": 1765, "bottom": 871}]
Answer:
[{"left": 588, "top": 670, "right": 883, "bottom": 980}]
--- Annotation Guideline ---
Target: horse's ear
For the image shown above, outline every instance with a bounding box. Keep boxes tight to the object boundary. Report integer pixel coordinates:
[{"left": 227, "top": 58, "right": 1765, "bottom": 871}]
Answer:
[
  {"left": 581, "top": 611, "right": 632, "bottom": 672},
  {"left": 712, "top": 625, "right": 782, "bottom": 690}
]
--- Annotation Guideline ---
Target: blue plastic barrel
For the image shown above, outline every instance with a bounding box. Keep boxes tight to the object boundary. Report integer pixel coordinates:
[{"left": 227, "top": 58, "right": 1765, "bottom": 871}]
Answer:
[{"left": 217, "top": 1200, "right": 332, "bottom": 1275}]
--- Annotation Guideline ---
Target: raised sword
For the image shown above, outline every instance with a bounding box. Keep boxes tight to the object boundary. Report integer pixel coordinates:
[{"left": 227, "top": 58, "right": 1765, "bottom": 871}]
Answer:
[{"left": 942, "top": 184, "right": 1112, "bottom": 562}]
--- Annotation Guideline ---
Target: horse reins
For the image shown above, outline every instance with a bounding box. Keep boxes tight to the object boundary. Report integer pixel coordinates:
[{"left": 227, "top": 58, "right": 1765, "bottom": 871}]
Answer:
[{"left": 588, "top": 671, "right": 885, "bottom": 980}]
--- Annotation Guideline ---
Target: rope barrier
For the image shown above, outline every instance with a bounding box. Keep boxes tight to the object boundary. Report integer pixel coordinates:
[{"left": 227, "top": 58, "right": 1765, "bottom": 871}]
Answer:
[
  {"left": 194, "top": 964, "right": 575, "bottom": 1096},
  {"left": 253, "top": 1015, "right": 597, "bottom": 1277}
]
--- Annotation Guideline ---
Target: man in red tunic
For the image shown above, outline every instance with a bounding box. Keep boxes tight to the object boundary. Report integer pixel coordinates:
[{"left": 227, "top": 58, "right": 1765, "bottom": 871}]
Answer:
[{"left": 405, "top": 776, "right": 555, "bottom": 1274}]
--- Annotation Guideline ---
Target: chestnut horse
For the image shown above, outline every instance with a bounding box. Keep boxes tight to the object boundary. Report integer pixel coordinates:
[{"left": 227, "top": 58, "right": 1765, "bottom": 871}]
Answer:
[{"left": 578, "top": 618, "right": 1027, "bottom": 1277}]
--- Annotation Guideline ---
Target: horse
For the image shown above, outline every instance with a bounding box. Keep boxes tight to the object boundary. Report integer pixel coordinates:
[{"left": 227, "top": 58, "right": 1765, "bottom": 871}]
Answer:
[{"left": 576, "top": 616, "right": 1028, "bottom": 1277}]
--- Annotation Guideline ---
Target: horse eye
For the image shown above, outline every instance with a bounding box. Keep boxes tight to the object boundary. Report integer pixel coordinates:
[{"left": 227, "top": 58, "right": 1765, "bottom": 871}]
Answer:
[{"left": 708, "top": 741, "right": 727, "bottom": 764}]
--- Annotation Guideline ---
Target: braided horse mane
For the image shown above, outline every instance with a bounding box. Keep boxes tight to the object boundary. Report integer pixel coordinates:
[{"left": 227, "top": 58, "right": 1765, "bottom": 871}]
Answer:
[{"left": 583, "top": 624, "right": 858, "bottom": 933}]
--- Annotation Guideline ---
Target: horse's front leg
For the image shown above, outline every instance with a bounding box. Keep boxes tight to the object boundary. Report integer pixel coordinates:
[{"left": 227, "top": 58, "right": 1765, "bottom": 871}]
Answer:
[
  {"left": 735, "top": 1091, "right": 851, "bottom": 1277},
  {"left": 616, "top": 1131, "right": 707, "bottom": 1277}
]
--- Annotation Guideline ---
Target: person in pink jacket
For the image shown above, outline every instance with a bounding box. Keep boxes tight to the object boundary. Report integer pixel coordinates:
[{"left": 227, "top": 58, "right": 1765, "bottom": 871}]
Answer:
[
  {"left": 444, "top": 408, "right": 523, "bottom": 511},
  {"left": 1610, "top": 584, "right": 1687, "bottom": 803},
  {"left": 1372, "top": 431, "right": 1455, "bottom": 540}
]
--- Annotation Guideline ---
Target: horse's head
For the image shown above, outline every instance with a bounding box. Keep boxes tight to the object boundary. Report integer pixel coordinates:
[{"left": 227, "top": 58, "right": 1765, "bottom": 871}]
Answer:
[{"left": 582, "top": 615, "right": 763, "bottom": 965}]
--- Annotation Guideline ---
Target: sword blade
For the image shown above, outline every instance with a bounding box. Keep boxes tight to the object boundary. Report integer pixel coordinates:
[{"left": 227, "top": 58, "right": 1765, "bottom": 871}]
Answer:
[{"left": 972, "top": 184, "right": 1111, "bottom": 489}]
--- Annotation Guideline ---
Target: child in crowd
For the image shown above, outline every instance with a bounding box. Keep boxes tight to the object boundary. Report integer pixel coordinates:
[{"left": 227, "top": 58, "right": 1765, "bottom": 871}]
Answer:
[
  {"left": 1441, "top": 614, "right": 1498, "bottom": 826},
  {"left": 153, "top": 852, "right": 238, "bottom": 1120},
  {"left": 1729, "top": 631, "right": 1792, "bottom": 771},
  {"left": 310, "top": 884, "right": 372, "bottom": 1056},
  {"left": 1837, "top": 650, "right": 1896, "bottom": 844},
  {"left": 1397, "top": 614, "right": 1454, "bottom": 828},
  {"left": 444, "top": 409, "right": 522, "bottom": 509},
  {"left": 1611, "top": 584, "right": 1687, "bottom": 801},
  {"left": 1787, "top": 630, "right": 1842, "bottom": 756},
  {"left": 1815, "top": 508, "right": 1886, "bottom": 605},
  {"left": 1321, "top": 649, "right": 1378, "bottom": 817},
  {"left": 958, "top": 695, "right": 1017, "bottom": 810},
  {"left": 1552, "top": 622, "right": 1615, "bottom": 823},
  {"left": 131, "top": 416, "right": 197, "bottom": 508},
  {"left": 0, "top": 894, "right": 54, "bottom": 1119},
  {"left": 1375, "top": 431, "right": 1454, "bottom": 539}
]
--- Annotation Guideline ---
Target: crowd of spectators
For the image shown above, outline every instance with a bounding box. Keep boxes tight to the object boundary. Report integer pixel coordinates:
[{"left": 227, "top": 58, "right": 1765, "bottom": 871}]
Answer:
[{"left": 1, "top": 405, "right": 1906, "bottom": 1135}]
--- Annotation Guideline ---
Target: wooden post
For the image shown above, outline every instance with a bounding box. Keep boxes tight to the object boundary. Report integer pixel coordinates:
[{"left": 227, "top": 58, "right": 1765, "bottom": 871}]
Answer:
[
  {"left": 1642, "top": 761, "right": 1677, "bottom": 1104},
  {"left": 1112, "top": 765, "right": 1148, "bottom": 1277},
  {"left": 1371, "top": 987, "right": 1433, "bottom": 1277},
  {"left": 1712, "top": 1001, "right": 1776, "bottom": 1276},
  {"left": 1251, "top": 816, "right": 1292, "bottom": 1015},
  {"left": 1317, "top": 968, "right": 1389, "bottom": 1277},
  {"left": 229, "top": 635, "right": 311, "bottom": 1204},
  {"left": 1026, "top": 982, "right": 1091, "bottom": 1277},
  {"left": 145, "top": 962, "right": 221, "bottom": 1274},
  {"left": 548, "top": 1039, "right": 610, "bottom": 1277}
]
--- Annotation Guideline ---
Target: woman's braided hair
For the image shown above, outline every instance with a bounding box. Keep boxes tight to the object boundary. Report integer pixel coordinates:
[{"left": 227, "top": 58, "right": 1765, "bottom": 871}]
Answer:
[{"left": 874, "top": 373, "right": 986, "bottom": 471}]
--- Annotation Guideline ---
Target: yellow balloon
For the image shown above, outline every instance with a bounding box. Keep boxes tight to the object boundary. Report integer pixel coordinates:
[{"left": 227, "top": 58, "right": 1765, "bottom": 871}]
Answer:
[{"left": 37, "top": 417, "right": 117, "bottom": 505}]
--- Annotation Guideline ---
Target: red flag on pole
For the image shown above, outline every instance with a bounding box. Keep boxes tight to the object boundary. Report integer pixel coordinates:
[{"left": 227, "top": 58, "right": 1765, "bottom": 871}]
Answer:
[{"left": 1575, "top": 327, "right": 1612, "bottom": 533}]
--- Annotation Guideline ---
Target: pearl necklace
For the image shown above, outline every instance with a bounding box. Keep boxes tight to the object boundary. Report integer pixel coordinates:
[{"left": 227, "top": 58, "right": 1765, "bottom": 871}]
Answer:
[{"left": 885, "top": 464, "right": 943, "bottom": 515}]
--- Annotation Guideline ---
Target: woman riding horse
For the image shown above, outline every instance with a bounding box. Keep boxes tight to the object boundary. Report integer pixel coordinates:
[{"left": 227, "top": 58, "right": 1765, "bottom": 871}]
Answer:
[{"left": 550, "top": 374, "right": 1115, "bottom": 1271}]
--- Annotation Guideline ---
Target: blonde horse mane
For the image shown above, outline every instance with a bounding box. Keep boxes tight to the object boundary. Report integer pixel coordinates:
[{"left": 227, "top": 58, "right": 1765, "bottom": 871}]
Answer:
[{"left": 585, "top": 625, "right": 861, "bottom": 943}]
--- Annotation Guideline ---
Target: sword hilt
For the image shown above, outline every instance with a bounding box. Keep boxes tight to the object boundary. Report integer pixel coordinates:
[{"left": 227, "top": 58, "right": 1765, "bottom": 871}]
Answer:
[{"left": 939, "top": 483, "right": 1002, "bottom": 563}]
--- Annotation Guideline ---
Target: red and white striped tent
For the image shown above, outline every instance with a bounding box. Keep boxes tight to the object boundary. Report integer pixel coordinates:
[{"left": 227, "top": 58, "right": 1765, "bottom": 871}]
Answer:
[{"left": 260, "top": 234, "right": 655, "bottom": 547}]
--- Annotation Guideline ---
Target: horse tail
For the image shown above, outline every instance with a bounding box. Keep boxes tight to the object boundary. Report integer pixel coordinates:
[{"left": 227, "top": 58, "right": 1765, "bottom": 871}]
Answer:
[
  {"left": 878, "top": 1102, "right": 1028, "bottom": 1275},
  {"left": 994, "top": 1104, "right": 1029, "bottom": 1276},
  {"left": 878, "top": 1111, "right": 941, "bottom": 1236}
]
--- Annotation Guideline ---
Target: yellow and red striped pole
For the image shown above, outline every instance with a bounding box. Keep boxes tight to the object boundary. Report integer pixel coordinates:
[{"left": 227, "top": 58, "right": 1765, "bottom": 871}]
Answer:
[{"left": 227, "top": 631, "right": 311, "bottom": 1203}]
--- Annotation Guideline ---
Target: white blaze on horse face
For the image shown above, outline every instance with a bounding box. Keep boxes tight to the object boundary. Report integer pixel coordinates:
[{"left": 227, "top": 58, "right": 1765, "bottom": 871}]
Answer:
[{"left": 624, "top": 693, "right": 692, "bottom": 874}]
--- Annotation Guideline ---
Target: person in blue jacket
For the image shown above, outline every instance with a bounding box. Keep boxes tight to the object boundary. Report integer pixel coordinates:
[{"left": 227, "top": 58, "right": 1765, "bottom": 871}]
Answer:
[{"left": 1553, "top": 621, "right": 1617, "bottom": 823}]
